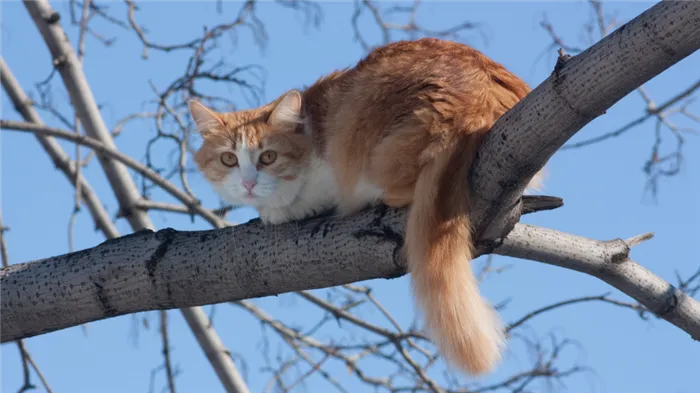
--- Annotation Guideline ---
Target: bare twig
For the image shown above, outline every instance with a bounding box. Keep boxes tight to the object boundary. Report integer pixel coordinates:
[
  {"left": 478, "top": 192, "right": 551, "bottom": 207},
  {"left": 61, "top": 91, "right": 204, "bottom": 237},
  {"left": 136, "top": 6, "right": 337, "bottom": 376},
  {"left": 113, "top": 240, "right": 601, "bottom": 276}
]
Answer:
[
  {"left": 133, "top": 200, "right": 236, "bottom": 219},
  {"left": 507, "top": 293, "right": 645, "bottom": 332},
  {"left": 562, "top": 78, "right": 700, "bottom": 149},
  {"left": 351, "top": 0, "right": 482, "bottom": 53},
  {"left": 15, "top": 340, "right": 35, "bottom": 393},
  {"left": 160, "top": 311, "right": 178, "bottom": 393},
  {"left": 76, "top": 0, "right": 91, "bottom": 61}
]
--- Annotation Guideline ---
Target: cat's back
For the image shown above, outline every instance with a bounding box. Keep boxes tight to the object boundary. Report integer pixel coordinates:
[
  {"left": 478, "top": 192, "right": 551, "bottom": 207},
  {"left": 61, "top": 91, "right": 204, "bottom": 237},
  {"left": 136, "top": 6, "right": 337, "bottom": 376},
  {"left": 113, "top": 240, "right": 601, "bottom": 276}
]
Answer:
[
  {"left": 316, "top": 38, "right": 530, "bottom": 198},
  {"left": 352, "top": 38, "right": 526, "bottom": 94},
  {"left": 323, "top": 38, "right": 529, "bottom": 132},
  {"left": 355, "top": 38, "right": 485, "bottom": 73}
]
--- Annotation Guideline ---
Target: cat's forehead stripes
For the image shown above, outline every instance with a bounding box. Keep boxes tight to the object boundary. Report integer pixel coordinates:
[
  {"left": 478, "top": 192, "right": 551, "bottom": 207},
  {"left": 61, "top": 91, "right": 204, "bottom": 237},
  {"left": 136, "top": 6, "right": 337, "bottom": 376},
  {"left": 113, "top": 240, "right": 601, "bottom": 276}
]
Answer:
[{"left": 210, "top": 112, "right": 272, "bottom": 151}]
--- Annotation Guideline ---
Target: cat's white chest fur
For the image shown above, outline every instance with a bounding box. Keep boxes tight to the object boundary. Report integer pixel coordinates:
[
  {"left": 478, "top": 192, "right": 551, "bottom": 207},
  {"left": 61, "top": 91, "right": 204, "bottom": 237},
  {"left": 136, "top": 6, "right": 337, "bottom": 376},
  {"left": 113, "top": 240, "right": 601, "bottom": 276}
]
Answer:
[{"left": 258, "top": 156, "right": 339, "bottom": 224}]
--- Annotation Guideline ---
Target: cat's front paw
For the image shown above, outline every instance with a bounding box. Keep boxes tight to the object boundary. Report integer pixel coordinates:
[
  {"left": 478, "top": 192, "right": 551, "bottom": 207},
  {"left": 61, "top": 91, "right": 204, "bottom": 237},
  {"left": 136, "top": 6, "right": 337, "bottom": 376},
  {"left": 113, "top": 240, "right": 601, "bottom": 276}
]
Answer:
[{"left": 258, "top": 209, "right": 290, "bottom": 225}]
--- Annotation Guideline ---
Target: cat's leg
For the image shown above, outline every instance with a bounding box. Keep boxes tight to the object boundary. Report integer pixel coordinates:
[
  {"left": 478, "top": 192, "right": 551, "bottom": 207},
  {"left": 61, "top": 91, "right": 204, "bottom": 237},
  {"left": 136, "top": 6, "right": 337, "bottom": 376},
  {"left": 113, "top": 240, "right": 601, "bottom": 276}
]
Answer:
[
  {"left": 336, "top": 177, "right": 384, "bottom": 217},
  {"left": 382, "top": 193, "right": 412, "bottom": 208},
  {"left": 329, "top": 152, "right": 370, "bottom": 217},
  {"left": 258, "top": 207, "right": 293, "bottom": 225},
  {"left": 369, "top": 125, "right": 422, "bottom": 210},
  {"left": 335, "top": 198, "right": 366, "bottom": 217}
]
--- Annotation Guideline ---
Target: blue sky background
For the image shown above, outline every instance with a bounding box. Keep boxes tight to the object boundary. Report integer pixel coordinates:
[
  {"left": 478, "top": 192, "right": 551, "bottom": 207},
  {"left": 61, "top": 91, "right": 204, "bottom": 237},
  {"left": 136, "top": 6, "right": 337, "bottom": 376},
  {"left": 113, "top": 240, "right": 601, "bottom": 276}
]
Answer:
[{"left": 1, "top": 1, "right": 698, "bottom": 393}]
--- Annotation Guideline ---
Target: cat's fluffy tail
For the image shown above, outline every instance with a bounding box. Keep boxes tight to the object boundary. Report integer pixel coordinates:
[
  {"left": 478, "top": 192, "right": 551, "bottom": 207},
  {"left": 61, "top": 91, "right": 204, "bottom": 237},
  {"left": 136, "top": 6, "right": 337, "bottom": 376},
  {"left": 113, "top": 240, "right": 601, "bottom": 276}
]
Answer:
[{"left": 405, "top": 132, "right": 505, "bottom": 375}]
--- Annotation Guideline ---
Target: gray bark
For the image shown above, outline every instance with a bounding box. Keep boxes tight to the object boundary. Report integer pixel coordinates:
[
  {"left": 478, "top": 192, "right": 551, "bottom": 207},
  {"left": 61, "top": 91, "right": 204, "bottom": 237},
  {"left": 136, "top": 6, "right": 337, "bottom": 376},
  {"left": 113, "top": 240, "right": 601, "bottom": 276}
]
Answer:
[
  {"left": 468, "top": 0, "right": 700, "bottom": 242},
  {"left": 2, "top": 209, "right": 699, "bottom": 343},
  {"left": 20, "top": 1, "right": 249, "bottom": 392},
  {"left": 495, "top": 225, "right": 700, "bottom": 340}
]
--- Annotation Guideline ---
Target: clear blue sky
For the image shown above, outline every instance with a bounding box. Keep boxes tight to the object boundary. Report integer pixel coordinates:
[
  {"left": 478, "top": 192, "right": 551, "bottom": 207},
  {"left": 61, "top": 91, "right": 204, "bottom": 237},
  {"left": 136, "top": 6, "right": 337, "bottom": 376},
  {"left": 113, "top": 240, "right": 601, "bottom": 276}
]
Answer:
[{"left": 1, "top": 1, "right": 698, "bottom": 393}]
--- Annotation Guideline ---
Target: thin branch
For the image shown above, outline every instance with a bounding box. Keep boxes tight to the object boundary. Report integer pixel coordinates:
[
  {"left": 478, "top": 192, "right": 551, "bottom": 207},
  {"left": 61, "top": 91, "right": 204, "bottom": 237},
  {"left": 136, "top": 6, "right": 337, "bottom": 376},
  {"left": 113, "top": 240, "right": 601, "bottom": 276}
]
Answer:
[
  {"left": 133, "top": 200, "right": 236, "bottom": 219},
  {"left": 76, "top": 0, "right": 91, "bottom": 61},
  {"left": 21, "top": 345, "right": 54, "bottom": 393},
  {"left": 15, "top": 340, "right": 35, "bottom": 393},
  {"left": 351, "top": 0, "right": 482, "bottom": 53},
  {"left": 160, "top": 311, "right": 178, "bottom": 393},
  {"left": 507, "top": 293, "right": 645, "bottom": 332},
  {"left": 124, "top": 0, "right": 205, "bottom": 58},
  {"left": 562, "top": 78, "right": 700, "bottom": 149}
]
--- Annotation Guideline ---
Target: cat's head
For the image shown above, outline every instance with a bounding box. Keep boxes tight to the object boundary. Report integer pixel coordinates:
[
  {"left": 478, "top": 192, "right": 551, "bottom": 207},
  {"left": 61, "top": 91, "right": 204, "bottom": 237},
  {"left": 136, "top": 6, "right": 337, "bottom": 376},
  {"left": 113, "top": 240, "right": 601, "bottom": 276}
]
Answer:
[{"left": 189, "top": 90, "right": 313, "bottom": 210}]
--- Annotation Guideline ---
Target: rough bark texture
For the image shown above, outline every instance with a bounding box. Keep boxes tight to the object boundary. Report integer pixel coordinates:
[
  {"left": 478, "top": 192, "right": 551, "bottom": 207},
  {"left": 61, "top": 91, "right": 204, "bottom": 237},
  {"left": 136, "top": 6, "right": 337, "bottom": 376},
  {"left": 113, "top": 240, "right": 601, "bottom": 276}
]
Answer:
[
  {"left": 3, "top": 209, "right": 700, "bottom": 343},
  {"left": 495, "top": 225, "right": 700, "bottom": 340},
  {"left": 0, "top": 208, "right": 404, "bottom": 340},
  {"left": 468, "top": 0, "right": 700, "bottom": 242}
]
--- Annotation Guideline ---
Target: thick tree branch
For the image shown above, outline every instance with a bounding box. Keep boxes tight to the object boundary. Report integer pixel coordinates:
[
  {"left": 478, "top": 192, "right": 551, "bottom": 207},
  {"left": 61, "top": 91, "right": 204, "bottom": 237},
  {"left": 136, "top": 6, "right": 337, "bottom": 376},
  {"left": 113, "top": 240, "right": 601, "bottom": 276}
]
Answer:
[
  {"left": 495, "top": 224, "right": 700, "bottom": 340},
  {"left": 468, "top": 0, "right": 700, "bottom": 242},
  {"left": 2, "top": 212, "right": 699, "bottom": 343},
  {"left": 22, "top": 1, "right": 249, "bottom": 392}
]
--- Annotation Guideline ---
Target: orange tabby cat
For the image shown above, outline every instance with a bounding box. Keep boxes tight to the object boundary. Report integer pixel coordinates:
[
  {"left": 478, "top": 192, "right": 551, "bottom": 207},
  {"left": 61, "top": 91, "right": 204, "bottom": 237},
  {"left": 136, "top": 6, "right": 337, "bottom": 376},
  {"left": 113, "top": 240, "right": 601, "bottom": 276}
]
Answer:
[{"left": 190, "top": 38, "right": 543, "bottom": 375}]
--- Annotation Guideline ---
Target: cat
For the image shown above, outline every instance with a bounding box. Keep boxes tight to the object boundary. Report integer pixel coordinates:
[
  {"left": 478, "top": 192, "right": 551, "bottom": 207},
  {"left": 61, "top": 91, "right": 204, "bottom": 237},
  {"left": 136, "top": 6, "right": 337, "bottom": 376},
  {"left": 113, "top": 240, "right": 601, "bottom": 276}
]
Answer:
[{"left": 190, "top": 38, "right": 544, "bottom": 376}]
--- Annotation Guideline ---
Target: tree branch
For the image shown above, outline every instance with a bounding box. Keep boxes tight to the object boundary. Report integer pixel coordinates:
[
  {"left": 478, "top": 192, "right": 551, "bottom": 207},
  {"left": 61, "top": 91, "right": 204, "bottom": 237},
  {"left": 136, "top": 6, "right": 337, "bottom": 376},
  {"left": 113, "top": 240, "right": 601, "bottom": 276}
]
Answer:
[
  {"left": 494, "top": 224, "right": 700, "bottom": 340},
  {"left": 2, "top": 209, "right": 699, "bottom": 343},
  {"left": 160, "top": 310, "right": 178, "bottom": 393},
  {"left": 506, "top": 293, "right": 645, "bottom": 333},
  {"left": 468, "top": 0, "right": 700, "bottom": 243},
  {"left": 561, "top": 77, "right": 700, "bottom": 150}
]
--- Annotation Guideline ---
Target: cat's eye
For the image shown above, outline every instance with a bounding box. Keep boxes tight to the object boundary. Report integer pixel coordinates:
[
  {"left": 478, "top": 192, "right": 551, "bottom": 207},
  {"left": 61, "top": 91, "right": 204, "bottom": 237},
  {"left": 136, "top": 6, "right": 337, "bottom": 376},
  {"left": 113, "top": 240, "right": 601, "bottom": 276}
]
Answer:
[
  {"left": 259, "top": 150, "right": 277, "bottom": 165},
  {"left": 220, "top": 152, "right": 238, "bottom": 167}
]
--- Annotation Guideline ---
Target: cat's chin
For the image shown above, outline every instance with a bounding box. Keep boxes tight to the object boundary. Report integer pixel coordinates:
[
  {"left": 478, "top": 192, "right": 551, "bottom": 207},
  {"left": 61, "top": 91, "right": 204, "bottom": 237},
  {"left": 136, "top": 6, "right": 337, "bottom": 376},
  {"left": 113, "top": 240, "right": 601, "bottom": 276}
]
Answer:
[
  {"left": 241, "top": 196, "right": 289, "bottom": 211},
  {"left": 238, "top": 197, "right": 265, "bottom": 209}
]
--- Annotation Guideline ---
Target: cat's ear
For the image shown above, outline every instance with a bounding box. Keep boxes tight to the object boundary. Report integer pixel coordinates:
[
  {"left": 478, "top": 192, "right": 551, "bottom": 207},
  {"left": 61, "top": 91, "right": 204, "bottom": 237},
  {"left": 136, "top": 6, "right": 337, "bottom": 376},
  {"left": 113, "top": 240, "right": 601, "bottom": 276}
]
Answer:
[
  {"left": 268, "top": 90, "right": 302, "bottom": 127},
  {"left": 189, "top": 100, "right": 223, "bottom": 135}
]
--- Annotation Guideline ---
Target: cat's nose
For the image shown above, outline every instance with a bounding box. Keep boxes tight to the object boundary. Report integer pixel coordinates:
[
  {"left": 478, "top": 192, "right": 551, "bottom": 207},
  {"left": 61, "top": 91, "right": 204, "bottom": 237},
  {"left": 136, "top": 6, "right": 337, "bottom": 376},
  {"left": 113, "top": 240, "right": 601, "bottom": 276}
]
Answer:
[{"left": 242, "top": 180, "right": 257, "bottom": 191}]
